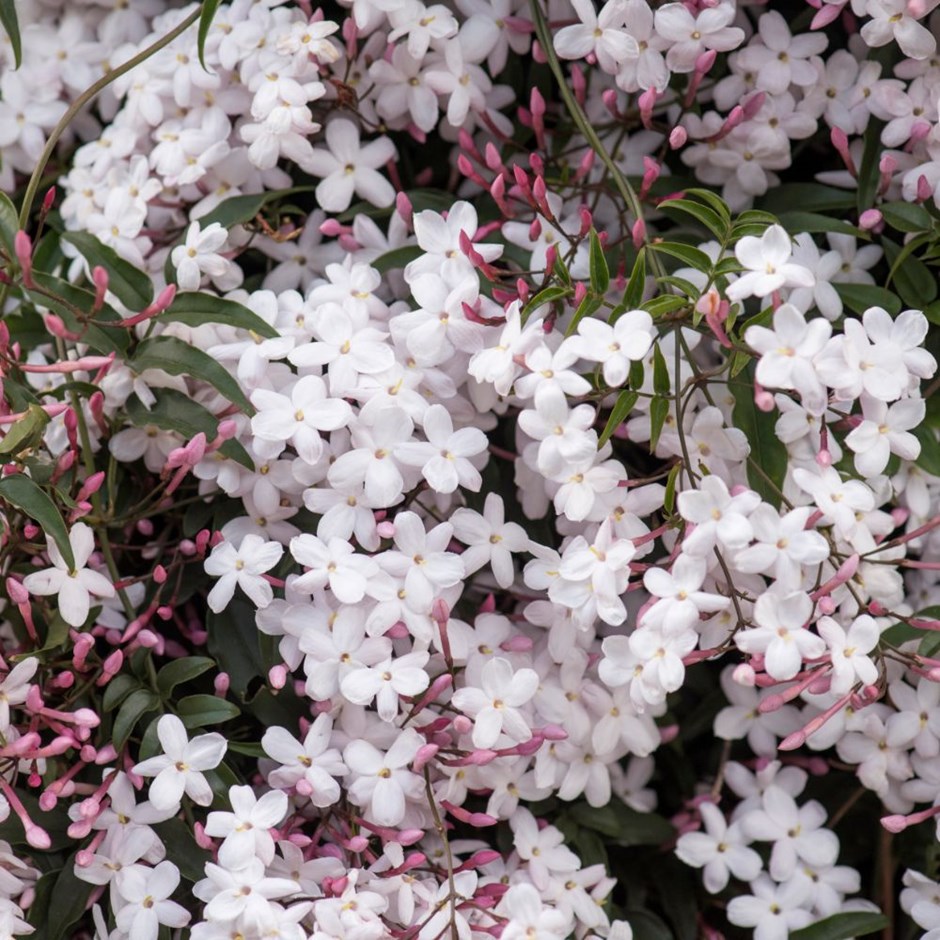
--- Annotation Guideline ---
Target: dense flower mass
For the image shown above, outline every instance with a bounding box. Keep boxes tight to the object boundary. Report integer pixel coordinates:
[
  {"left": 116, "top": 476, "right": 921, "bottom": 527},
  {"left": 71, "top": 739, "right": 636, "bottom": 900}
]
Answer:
[{"left": 0, "top": 0, "right": 939, "bottom": 937}]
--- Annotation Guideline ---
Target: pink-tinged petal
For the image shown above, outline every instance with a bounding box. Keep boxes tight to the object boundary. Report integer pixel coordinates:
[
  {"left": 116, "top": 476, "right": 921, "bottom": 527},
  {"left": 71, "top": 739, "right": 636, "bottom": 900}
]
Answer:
[{"left": 471, "top": 706, "right": 503, "bottom": 748}]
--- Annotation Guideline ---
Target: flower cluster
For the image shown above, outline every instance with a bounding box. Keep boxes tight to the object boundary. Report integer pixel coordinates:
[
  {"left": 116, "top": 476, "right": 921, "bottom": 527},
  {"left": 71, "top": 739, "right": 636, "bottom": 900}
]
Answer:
[{"left": 0, "top": 0, "right": 938, "bottom": 936}]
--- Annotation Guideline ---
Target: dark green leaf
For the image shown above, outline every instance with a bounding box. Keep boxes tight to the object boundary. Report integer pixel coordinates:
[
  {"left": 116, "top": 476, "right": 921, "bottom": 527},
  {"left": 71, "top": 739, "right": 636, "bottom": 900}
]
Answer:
[
  {"left": 0, "top": 474, "right": 74, "bottom": 569},
  {"left": 0, "top": 403, "right": 49, "bottom": 457},
  {"left": 588, "top": 229, "right": 609, "bottom": 294},
  {"left": 197, "top": 0, "right": 222, "bottom": 68},
  {"left": 373, "top": 245, "right": 422, "bottom": 273},
  {"left": 125, "top": 388, "right": 253, "bottom": 470},
  {"left": 102, "top": 673, "right": 141, "bottom": 712},
  {"left": 914, "top": 425, "right": 940, "bottom": 477},
  {"left": 622, "top": 911, "right": 673, "bottom": 940},
  {"left": 524, "top": 285, "right": 571, "bottom": 319},
  {"left": 157, "top": 656, "right": 216, "bottom": 697},
  {"left": 566, "top": 799, "right": 675, "bottom": 845},
  {"left": 61, "top": 231, "right": 153, "bottom": 310},
  {"left": 760, "top": 183, "right": 857, "bottom": 214},
  {"left": 833, "top": 283, "right": 902, "bottom": 316},
  {"left": 598, "top": 391, "right": 638, "bottom": 448},
  {"left": 883, "top": 236, "right": 938, "bottom": 307},
  {"left": 622, "top": 248, "right": 646, "bottom": 310},
  {"left": 207, "top": 596, "right": 267, "bottom": 694},
  {"left": 789, "top": 912, "right": 888, "bottom": 940},
  {"left": 777, "top": 212, "right": 863, "bottom": 237},
  {"left": 0, "top": 191, "right": 17, "bottom": 256},
  {"left": 664, "top": 462, "right": 681, "bottom": 514},
  {"left": 651, "top": 241, "right": 713, "bottom": 272},
  {"left": 131, "top": 336, "right": 253, "bottom": 414},
  {"left": 28, "top": 861, "right": 96, "bottom": 940},
  {"left": 565, "top": 294, "right": 603, "bottom": 337},
  {"left": 857, "top": 120, "right": 886, "bottom": 214},
  {"left": 177, "top": 693, "right": 240, "bottom": 728},
  {"left": 112, "top": 689, "right": 160, "bottom": 750},
  {"left": 0, "top": 0, "right": 21, "bottom": 70},
  {"left": 157, "top": 291, "right": 278, "bottom": 338},
  {"left": 658, "top": 198, "right": 729, "bottom": 240},
  {"left": 880, "top": 201, "right": 933, "bottom": 233},
  {"left": 649, "top": 396, "right": 669, "bottom": 451},
  {"left": 153, "top": 818, "right": 211, "bottom": 882},
  {"left": 684, "top": 188, "right": 732, "bottom": 224},
  {"left": 731, "top": 363, "right": 787, "bottom": 508},
  {"left": 651, "top": 344, "right": 670, "bottom": 396},
  {"left": 642, "top": 295, "right": 688, "bottom": 318}
]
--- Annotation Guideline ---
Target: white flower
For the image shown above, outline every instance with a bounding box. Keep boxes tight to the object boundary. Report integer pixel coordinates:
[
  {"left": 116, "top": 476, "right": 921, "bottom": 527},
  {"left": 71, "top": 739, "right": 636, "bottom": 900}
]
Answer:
[
  {"left": 844, "top": 395, "right": 925, "bottom": 476},
  {"left": 733, "top": 591, "right": 826, "bottom": 681},
  {"left": 675, "top": 801, "right": 762, "bottom": 893},
  {"left": 131, "top": 715, "right": 227, "bottom": 810},
  {"left": 725, "top": 225, "right": 815, "bottom": 302},
  {"left": 23, "top": 522, "right": 115, "bottom": 627},
  {"left": 654, "top": 1, "right": 745, "bottom": 73},
  {"left": 114, "top": 862, "right": 190, "bottom": 940},
  {"left": 262, "top": 714, "right": 348, "bottom": 806},
  {"left": 170, "top": 221, "right": 240, "bottom": 292},
  {"left": 726, "top": 874, "right": 814, "bottom": 939},
  {"left": 204, "top": 785, "right": 289, "bottom": 870},
  {"left": 396, "top": 404, "right": 489, "bottom": 494},
  {"left": 553, "top": 0, "right": 638, "bottom": 71},
  {"left": 0, "top": 658, "right": 39, "bottom": 732},
  {"left": 861, "top": 0, "right": 937, "bottom": 59},
  {"left": 451, "top": 656, "right": 539, "bottom": 749},
  {"left": 343, "top": 729, "right": 425, "bottom": 826},
  {"left": 303, "top": 119, "right": 396, "bottom": 213},
  {"left": 817, "top": 614, "right": 880, "bottom": 694},
  {"left": 203, "top": 534, "right": 284, "bottom": 614},
  {"left": 451, "top": 493, "right": 530, "bottom": 588}
]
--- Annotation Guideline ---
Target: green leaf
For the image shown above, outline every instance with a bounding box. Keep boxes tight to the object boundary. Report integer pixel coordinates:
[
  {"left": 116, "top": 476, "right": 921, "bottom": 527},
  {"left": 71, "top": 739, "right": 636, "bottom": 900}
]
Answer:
[
  {"left": 207, "top": 596, "right": 267, "bottom": 694},
  {"left": 0, "top": 192, "right": 17, "bottom": 256},
  {"left": 833, "top": 283, "right": 902, "bottom": 316},
  {"left": 0, "top": 474, "right": 74, "bottom": 570},
  {"left": 857, "top": 120, "right": 886, "bottom": 214},
  {"left": 731, "top": 363, "right": 787, "bottom": 508},
  {"left": 28, "top": 861, "right": 96, "bottom": 940},
  {"left": 565, "top": 294, "right": 603, "bottom": 337},
  {"left": 0, "top": 0, "right": 21, "bottom": 70},
  {"left": 664, "top": 461, "right": 681, "bottom": 514},
  {"left": 197, "top": 0, "right": 222, "bottom": 69},
  {"left": 112, "top": 689, "right": 161, "bottom": 750},
  {"left": 61, "top": 231, "right": 154, "bottom": 310},
  {"left": 914, "top": 425, "right": 940, "bottom": 477},
  {"left": 642, "top": 295, "right": 688, "bottom": 318},
  {"left": 883, "top": 236, "right": 938, "bottom": 308},
  {"left": 131, "top": 336, "right": 253, "bottom": 414},
  {"left": 0, "top": 403, "right": 49, "bottom": 457},
  {"left": 588, "top": 229, "right": 609, "bottom": 294},
  {"left": 789, "top": 912, "right": 888, "bottom": 940},
  {"left": 649, "top": 396, "right": 669, "bottom": 451},
  {"left": 658, "top": 198, "right": 729, "bottom": 240},
  {"left": 373, "top": 244, "right": 422, "bottom": 274},
  {"left": 651, "top": 241, "right": 713, "bottom": 272},
  {"left": 125, "top": 388, "right": 253, "bottom": 470},
  {"left": 777, "top": 212, "right": 863, "bottom": 237},
  {"left": 153, "top": 818, "right": 211, "bottom": 882},
  {"left": 524, "top": 285, "right": 571, "bottom": 319},
  {"left": 651, "top": 344, "right": 670, "bottom": 396},
  {"left": 177, "top": 693, "right": 240, "bottom": 728},
  {"left": 102, "top": 673, "right": 141, "bottom": 712},
  {"left": 598, "top": 391, "right": 638, "bottom": 448},
  {"left": 157, "top": 291, "right": 278, "bottom": 338},
  {"left": 622, "top": 247, "right": 646, "bottom": 310},
  {"left": 760, "top": 183, "right": 856, "bottom": 214},
  {"left": 157, "top": 656, "right": 216, "bottom": 697},
  {"left": 565, "top": 799, "right": 675, "bottom": 845},
  {"left": 880, "top": 200, "right": 933, "bottom": 233}
]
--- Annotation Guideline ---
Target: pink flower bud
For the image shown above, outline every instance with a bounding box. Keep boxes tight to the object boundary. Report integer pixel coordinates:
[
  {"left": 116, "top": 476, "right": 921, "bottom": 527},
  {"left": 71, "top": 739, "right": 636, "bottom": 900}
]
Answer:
[{"left": 859, "top": 208, "right": 883, "bottom": 231}]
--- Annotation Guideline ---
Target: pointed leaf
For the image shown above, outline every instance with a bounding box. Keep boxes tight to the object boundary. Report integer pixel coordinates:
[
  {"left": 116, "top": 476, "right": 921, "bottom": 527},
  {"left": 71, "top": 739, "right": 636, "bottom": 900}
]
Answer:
[
  {"left": 130, "top": 336, "right": 253, "bottom": 414},
  {"left": 0, "top": 474, "right": 74, "bottom": 570},
  {"left": 0, "top": 0, "right": 21, "bottom": 69},
  {"left": 61, "top": 231, "right": 153, "bottom": 310},
  {"left": 112, "top": 689, "right": 160, "bottom": 750},
  {"left": 197, "top": 0, "right": 222, "bottom": 69},
  {"left": 789, "top": 912, "right": 888, "bottom": 940},
  {"left": 177, "top": 693, "right": 240, "bottom": 728},
  {"left": 588, "top": 229, "right": 609, "bottom": 294},
  {"left": 731, "top": 363, "right": 787, "bottom": 507},
  {"left": 157, "top": 656, "right": 216, "bottom": 698},
  {"left": 598, "top": 391, "right": 638, "bottom": 447},
  {"left": 157, "top": 291, "right": 278, "bottom": 338}
]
